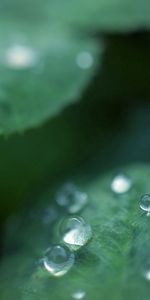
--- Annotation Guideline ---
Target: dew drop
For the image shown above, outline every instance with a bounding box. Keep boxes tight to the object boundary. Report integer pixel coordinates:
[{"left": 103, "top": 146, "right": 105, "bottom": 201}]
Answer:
[
  {"left": 76, "top": 51, "right": 94, "bottom": 69},
  {"left": 56, "top": 183, "right": 88, "bottom": 214},
  {"left": 60, "top": 216, "right": 92, "bottom": 251},
  {"left": 43, "top": 245, "right": 75, "bottom": 277},
  {"left": 139, "top": 194, "right": 150, "bottom": 215},
  {"left": 72, "top": 290, "right": 86, "bottom": 299},
  {"left": 5, "top": 44, "right": 38, "bottom": 69},
  {"left": 111, "top": 174, "right": 132, "bottom": 194}
]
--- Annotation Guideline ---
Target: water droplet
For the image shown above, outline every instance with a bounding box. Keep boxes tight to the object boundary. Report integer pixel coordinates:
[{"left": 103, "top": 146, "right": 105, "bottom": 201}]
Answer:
[
  {"left": 139, "top": 194, "right": 150, "bottom": 215},
  {"left": 43, "top": 245, "right": 75, "bottom": 277},
  {"left": 5, "top": 44, "right": 38, "bottom": 69},
  {"left": 111, "top": 174, "right": 132, "bottom": 194},
  {"left": 76, "top": 51, "right": 94, "bottom": 69},
  {"left": 60, "top": 216, "right": 92, "bottom": 251},
  {"left": 72, "top": 290, "right": 86, "bottom": 299},
  {"left": 56, "top": 183, "right": 88, "bottom": 214}
]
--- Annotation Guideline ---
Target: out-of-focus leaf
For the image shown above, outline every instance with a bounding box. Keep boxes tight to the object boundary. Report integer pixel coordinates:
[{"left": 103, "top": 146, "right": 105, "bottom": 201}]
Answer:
[
  {"left": 1, "top": 164, "right": 150, "bottom": 300},
  {"left": 1, "top": 0, "right": 150, "bottom": 32},
  {"left": 0, "top": 21, "right": 99, "bottom": 134},
  {"left": 48, "top": 0, "right": 150, "bottom": 32}
]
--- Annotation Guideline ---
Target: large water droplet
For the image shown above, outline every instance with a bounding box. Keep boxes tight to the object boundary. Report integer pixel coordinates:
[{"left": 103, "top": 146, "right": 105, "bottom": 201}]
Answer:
[
  {"left": 56, "top": 183, "right": 88, "bottom": 214},
  {"left": 72, "top": 290, "right": 86, "bottom": 299},
  {"left": 139, "top": 194, "right": 150, "bottom": 215},
  {"left": 43, "top": 245, "right": 75, "bottom": 277},
  {"left": 5, "top": 44, "right": 38, "bottom": 69},
  {"left": 76, "top": 51, "right": 94, "bottom": 69},
  {"left": 111, "top": 174, "right": 132, "bottom": 194},
  {"left": 60, "top": 216, "right": 92, "bottom": 251}
]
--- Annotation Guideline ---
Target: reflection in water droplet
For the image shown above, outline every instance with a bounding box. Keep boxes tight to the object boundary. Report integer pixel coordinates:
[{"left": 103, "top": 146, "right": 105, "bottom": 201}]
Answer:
[
  {"left": 43, "top": 245, "right": 75, "bottom": 277},
  {"left": 56, "top": 183, "right": 88, "bottom": 214},
  {"left": 60, "top": 217, "right": 92, "bottom": 251},
  {"left": 111, "top": 174, "right": 132, "bottom": 194},
  {"left": 140, "top": 194, "right": 150, "bottom": 215},
  {"left": 76, "top": 51, "right": 94, "bottom": 69},
  {"left": 72, "top": 290, "right": 86, "bottom": 299},
  {"left": 5, "top": 44, "right": 38, "bottom": 69}
]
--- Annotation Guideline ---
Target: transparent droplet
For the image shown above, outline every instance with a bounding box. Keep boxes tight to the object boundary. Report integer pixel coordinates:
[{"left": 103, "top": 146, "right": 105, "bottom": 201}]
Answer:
[
  {"left": 5, "top": 44, "right": 38, "bottom": 69},
  {"left": 76, "top": 51, "right": 94, "bottom": 69},
  {"left": 60, "top": 217, "right": 92, "bottom": 251},
  {"left": 43, "top": 245, "right": 75, "bottom": 277},
  {"left": 111, "top": 174, "right": 132, "bottom": 194},
  {"left": 56, "top": 183, "right": 88, "bottom": 214},
  {"left": 139, "top": 194, "right": 150, "bottom": 215},
  {"left": 72, "top": 290, "right": 86, "bottom": 299}
]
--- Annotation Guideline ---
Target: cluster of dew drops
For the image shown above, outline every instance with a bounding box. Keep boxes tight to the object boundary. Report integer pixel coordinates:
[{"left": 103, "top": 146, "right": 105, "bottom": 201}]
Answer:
[
  {"left": 38, "top": 182, "right": 91, "bottom": 299},
  {"left": 41, "top": 182, "right": 91, "bottom": 273},
  {"left": 37, "top": 173, "right": 150, "bottom": 298}
]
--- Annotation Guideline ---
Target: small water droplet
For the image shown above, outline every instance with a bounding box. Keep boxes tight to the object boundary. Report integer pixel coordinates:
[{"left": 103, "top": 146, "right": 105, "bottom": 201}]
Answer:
[
  {"left": 111, "top": 174, "right": 132, "bottom": 194},
  {"left": 5, "top": 44, "right": 38, "bottom": 69},
  {"left": 72, "top": 290, "right": 86, "bottom": 299},
  {"left": 56, "top": 183, "right": 88, "bottom": 214},
  {"left": 43, "top": 245, "right": 75, "bottom": 277},
  {"left": 60, "top": 216, "right": 92, "bottom": 251},
  {"left": 76, "top": 51, "right": 94, "bottom": 69},
  {"left": 139, "top": 194, "right": 150, "bottom": 215}
]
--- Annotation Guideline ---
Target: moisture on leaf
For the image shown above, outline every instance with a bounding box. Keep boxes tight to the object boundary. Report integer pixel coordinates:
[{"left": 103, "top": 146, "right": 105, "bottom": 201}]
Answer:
[{"left": 1, "top": 164, "right": 150, "bottom": 300}]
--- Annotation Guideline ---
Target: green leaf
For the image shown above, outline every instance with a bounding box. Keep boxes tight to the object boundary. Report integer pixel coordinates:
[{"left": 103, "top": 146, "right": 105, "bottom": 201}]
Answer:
[
  {"left": 1, "top": 0, "right": 150, "bottom": 32},
  {"left": 47, "top": 0, "right": 150, "bottom": 32},
  {"left": 1, "top": 164, "right": 150, "bottom": 300},
  {"left": 0, "top": 20, "right": 99, "bottom": 134},
  {"left": 0, "top": 0, "right": 149, "bottom": 135}
]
